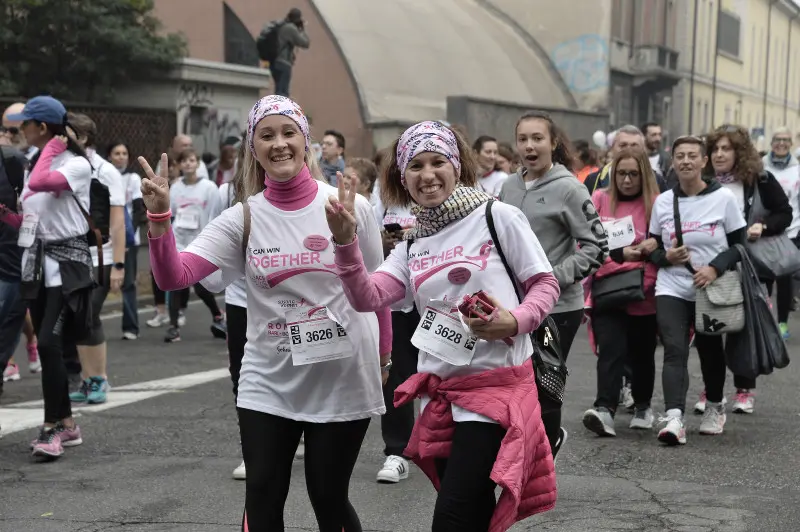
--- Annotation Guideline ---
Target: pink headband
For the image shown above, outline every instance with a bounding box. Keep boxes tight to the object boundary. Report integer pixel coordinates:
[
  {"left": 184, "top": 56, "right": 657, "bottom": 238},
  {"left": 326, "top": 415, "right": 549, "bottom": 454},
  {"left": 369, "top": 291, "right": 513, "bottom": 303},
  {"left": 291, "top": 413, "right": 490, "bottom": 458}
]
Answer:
[
  {"left": 247, "top": 95, "right": 310, "bottom": 156},
  {"left": 397, "top": 121, "right": 461, "bottom": 183}
]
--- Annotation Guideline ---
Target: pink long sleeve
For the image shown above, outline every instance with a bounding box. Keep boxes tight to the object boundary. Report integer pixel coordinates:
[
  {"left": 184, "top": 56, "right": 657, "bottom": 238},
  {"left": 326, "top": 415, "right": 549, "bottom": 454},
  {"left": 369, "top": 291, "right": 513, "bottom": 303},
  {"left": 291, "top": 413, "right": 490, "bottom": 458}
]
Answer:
[
  {"left": 0, "top": 211, "right": 22, "bottom": 229},
  {"left": 376, "top": 307, "right": 392, "bottom": 355},
  {"left": 27, "top": 139, "right": 71, "bottom": 194},
  {"left": 334, "top": 237, "right": 407, "bottom": 312},
  {"left": 510, "top": 272, "right": 561, "bottom": 336},
  {"left": 149, "top": 228, "right": 220, "bottom": 291}
]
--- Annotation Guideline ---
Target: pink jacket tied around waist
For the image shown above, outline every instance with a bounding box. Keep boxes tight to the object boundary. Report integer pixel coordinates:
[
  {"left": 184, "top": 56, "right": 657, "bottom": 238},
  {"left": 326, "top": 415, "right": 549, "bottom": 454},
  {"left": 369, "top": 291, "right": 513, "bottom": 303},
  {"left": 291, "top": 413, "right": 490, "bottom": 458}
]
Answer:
[{"left": 394, "top": 360, "right": 557, "bottom": 532}]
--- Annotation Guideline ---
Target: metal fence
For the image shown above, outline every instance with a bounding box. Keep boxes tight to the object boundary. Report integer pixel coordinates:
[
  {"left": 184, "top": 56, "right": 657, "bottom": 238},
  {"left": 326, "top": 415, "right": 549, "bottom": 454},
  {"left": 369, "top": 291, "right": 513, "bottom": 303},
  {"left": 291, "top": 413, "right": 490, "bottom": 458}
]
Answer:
[{"left": 1, "top": 98, "right": 176, "bottom": 173}]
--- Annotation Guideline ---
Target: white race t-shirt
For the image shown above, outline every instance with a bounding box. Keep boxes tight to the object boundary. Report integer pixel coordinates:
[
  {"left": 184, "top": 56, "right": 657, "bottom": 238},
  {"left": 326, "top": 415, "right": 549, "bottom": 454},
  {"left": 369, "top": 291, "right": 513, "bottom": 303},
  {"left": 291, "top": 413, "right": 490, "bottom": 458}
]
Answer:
[
  {"left": 88, "top": 152, "right": 126, "bottom": 268},
  {"left": 186, "top": 185, "right": 386, "bottom": 422},
  {"left": 170, "top": 177, "right": 222, "bottom": 251},
  {"left": 378, "top": 204, "right": 417, "bottom": 229},
  {"left": 379, "top": 201, "right": 553, "bottom": 422},
  {"left": 649, "top": 187, "right": 746, "bottom": 302},
  {"left": 476, "top": 170, "right": 508, "bottom": 197},
  {"left": 20, "top": 151, "right": 92, "bottom": 287},
  {"left": 771, "top": 164, "right": 800, "bottom": 238},
  {"left": 123, "top": 171, "right": 143, "bottom": 246},
  {"left": 217, "top": 182, "right": 246, "bottom": 307},
  {"left": 720, "top": 181, "right": 745, "bottom": 215}
]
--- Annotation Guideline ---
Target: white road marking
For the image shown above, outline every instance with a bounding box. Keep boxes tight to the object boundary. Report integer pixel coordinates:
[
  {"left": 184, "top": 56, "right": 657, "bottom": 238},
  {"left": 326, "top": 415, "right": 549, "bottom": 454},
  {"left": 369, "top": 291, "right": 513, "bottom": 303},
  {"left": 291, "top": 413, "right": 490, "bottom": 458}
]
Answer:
[{"left": 0, "top": 368, "right": 229, "bottom": 437}]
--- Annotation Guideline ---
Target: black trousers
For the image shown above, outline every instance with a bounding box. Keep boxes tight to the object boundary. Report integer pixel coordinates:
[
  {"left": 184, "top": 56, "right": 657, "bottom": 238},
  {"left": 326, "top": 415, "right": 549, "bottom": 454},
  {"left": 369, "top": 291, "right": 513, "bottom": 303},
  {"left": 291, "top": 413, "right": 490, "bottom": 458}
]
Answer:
[
  {"left": 29, "top": 286, "right": 73, "bottom": 423},
  {"left": 432, "top": 421, "right": 506, "bottom": 532},
  {"left": 593, "top": 311, "right": 658, "bottom": 412},
  {"left": 226, "top": 303, "right": 247, "bottom": 399},
  {"left": 151, "top": 270, "right": 165, "bottom": 306},
  {"left": 238, "top": 408, "right": 369, "bottom": 532},
  {"left": 168, "top": 283, "right": 221, "bottom": 327},
  {"left": 381, "top": 308, "right": 420, "bottom": 457},
  {"left": 657, "top": 296, "right": 726, "bottom": 413},
  {"left": 542, "top": 309, "right": 584, "bottom": 449}
]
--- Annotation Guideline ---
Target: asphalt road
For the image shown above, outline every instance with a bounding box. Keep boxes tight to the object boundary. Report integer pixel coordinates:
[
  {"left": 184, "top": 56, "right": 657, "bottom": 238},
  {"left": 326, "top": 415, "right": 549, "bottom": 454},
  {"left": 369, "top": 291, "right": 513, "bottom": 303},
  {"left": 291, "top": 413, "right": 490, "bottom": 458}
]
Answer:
[{"left": 1, "top": 299, "right": 799, "bottom": 532}]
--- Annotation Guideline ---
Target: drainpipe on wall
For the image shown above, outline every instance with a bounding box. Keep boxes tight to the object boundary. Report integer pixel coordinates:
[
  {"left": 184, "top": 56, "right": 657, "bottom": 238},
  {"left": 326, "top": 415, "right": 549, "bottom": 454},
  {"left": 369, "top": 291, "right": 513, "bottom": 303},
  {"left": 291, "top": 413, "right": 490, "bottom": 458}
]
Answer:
[
  {"left": 763, "top": 1, "right": 776, "bottom": 129},
  {"left": 688, "top": 0, "right": 699, "bottom": 132},
  {"left": 784, "top": 10, "right": 798, "bottom": 124},
  {"left": 710, "top": 0, "right": 721, "bottom": 125}
]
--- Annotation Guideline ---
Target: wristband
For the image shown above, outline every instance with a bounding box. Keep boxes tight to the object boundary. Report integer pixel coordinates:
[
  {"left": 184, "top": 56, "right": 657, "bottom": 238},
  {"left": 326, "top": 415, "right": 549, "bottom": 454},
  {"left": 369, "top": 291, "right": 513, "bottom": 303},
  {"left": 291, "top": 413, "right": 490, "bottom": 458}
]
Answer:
[
  {"left": 147, "top": 209, "right": 172, "bottom": 222},
  {"left": 380, "top": 359, "right": 393, "bottom": 372}
]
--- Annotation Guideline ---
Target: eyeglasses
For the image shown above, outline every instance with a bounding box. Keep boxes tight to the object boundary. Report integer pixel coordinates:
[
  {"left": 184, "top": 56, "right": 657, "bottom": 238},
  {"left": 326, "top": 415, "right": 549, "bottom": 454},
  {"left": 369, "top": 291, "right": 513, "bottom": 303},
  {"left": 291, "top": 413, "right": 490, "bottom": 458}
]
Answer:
[
  {"left": 616, "top": 170, "right": 641, "bottom": 179},
  {"left": 773, "top": 137, "right": 792, "bottom": 144},
  {"left": 0, "top": 126, "right": 19, "bottom": 135}
]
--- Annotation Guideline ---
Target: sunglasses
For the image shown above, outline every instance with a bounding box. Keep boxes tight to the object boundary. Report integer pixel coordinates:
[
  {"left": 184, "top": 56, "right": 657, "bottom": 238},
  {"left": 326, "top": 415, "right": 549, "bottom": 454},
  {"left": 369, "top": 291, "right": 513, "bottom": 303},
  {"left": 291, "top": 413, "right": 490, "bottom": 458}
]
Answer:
[{"left": 0, "top": 126, "right": 19, "bottom": 135}]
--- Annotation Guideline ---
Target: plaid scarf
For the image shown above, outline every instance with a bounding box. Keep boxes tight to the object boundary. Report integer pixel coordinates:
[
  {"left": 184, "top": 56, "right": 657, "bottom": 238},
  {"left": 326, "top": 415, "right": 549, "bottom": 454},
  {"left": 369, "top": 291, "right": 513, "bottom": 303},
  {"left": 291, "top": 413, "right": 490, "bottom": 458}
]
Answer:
[{"left": 406, "top": 185, "right": 492, "bottom": 239}]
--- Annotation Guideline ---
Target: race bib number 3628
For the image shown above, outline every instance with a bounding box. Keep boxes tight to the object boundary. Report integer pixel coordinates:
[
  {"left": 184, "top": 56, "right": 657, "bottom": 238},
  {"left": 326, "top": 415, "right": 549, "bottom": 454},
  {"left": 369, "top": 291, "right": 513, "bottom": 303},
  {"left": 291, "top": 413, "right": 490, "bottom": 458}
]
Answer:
[{"left": 411, "top": 300, "right": 478, "bottom": 366}]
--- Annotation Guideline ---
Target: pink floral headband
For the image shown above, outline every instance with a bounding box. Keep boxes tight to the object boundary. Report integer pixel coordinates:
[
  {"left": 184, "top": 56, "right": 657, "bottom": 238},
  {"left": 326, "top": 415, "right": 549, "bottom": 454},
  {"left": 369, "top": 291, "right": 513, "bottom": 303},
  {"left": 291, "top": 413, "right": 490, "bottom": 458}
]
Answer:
[
  {"left": 397, "top": 121, "right": 461, "bottom": 184},
  {"left": 247, "top": 95, "right": 310, "bottom": 155}
]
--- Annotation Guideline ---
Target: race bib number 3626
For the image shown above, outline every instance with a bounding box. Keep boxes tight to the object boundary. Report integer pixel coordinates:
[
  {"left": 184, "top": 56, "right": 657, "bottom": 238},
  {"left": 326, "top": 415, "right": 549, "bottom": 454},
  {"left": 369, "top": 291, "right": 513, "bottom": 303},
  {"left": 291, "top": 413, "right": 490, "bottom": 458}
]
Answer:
[
  {"left": 411, "top": 300, "right": 478, "bottom": 366},
  {"left": 285, "top": 306, "right": 352, "bottom": 366}
]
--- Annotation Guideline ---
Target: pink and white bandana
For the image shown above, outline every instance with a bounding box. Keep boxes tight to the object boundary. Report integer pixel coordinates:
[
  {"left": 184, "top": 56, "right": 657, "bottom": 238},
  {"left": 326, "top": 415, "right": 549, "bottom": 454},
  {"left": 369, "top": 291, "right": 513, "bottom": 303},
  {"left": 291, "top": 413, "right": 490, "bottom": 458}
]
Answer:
[
  {"left": 247, "top": 95, "right": 310, "bottom": 155},
  {"left": 397, "top": 121, "right": 461, "bottom": 183}
]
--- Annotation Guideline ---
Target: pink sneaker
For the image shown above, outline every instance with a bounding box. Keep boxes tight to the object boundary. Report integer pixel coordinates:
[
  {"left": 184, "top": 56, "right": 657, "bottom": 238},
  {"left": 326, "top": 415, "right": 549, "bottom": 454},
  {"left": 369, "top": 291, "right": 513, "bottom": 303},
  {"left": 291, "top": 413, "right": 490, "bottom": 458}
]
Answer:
[
  {"left": 3, "top": 363, "right": 20, "bottom": 382},
  {"left": 31, "top": 427, "right": 64, "bottom": 459},
  {"left": 27, "top": 343, "right": 41, "bottom": 373},
  {"left": 55, "top": 422, "right": 83, "bottom": 447}
]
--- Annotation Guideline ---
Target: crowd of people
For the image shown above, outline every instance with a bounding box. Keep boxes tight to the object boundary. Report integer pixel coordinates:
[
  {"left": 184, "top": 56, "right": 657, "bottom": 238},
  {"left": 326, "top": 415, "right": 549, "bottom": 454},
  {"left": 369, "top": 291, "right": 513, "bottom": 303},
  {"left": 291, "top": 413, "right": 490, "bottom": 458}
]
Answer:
[{"left": 0, "top": 89, "right": 796, "bottom": 531}]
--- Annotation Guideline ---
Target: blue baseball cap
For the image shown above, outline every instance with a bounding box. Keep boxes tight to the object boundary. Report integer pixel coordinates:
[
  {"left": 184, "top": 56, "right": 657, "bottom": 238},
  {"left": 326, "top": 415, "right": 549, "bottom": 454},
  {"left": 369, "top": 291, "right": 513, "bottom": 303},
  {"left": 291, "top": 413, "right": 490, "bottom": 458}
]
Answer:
[{"left": 6, "top": 96, "right": 67, "bottom": 125}]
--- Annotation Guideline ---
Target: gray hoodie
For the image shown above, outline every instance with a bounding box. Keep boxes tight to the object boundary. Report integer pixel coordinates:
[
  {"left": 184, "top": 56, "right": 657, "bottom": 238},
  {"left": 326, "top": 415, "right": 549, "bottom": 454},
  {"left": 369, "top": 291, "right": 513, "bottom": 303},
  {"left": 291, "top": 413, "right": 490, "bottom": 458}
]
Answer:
[{"left": 499, "top": 163, "right": 608, "bottom": 313}]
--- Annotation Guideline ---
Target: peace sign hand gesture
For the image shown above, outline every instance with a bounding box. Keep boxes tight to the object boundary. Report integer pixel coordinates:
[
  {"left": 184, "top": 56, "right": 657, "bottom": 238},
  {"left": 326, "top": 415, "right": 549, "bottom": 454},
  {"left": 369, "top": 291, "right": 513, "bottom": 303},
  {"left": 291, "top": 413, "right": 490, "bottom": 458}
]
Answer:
[
  {"left": 138, "top": 153, "right": 171, "bottom": 215},
  {"left": 325, "top": 172, "right": 358, "bottom": 245}
]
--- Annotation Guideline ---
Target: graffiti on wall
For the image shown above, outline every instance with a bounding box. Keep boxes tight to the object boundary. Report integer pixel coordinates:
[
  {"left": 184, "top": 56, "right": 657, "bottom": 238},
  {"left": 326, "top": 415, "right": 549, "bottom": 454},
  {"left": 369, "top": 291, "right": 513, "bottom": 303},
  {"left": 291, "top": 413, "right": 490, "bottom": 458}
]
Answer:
[
  {"left": 550, "top": 34, "right": 609, "bottom": 94},
  {"left": 175, "top": 83, "right": 243, "bottom": 156}
]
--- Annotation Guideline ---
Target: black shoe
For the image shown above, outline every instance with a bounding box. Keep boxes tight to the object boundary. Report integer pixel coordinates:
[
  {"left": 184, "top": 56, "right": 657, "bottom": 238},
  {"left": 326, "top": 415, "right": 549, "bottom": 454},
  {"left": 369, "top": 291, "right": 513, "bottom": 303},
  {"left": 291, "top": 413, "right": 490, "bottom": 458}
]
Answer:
[
  {"left": 164, "top": 327, "right": 181, "bottom": 343},
  {"left": 552, "top": 427, "right": 568, "bottom": 465},
  {"left": 210, "top": 316, "right": 227, "bottom": 340}
]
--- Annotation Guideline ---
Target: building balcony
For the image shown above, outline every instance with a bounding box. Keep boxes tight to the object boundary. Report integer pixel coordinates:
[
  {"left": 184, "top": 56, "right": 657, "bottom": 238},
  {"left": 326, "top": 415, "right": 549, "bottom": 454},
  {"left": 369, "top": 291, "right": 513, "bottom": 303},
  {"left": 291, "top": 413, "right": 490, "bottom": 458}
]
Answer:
[{"left": 629, "top": 45, "right": 681, "bottom": 90}]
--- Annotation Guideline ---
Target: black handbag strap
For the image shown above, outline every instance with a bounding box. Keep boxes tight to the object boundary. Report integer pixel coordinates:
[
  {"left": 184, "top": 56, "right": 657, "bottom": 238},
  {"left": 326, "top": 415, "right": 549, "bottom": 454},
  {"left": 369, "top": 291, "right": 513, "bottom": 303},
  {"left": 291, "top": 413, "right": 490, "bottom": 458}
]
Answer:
[
  {"left": 485, "top": 199, "right": 523, "bottom": 303},
  {"left": 672, "top": 191, "right": 696, "bottom": 274}
]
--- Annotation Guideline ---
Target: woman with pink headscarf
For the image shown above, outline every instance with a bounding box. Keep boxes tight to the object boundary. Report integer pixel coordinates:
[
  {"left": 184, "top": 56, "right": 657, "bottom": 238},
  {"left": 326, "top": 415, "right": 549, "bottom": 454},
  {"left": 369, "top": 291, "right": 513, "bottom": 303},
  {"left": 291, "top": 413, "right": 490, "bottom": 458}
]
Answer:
[
  {"left": 139, "top": 95, "right": 392, "bottom": 531},
  {"left": 325, "top": 121, "right": 559, "bottom": 531}
]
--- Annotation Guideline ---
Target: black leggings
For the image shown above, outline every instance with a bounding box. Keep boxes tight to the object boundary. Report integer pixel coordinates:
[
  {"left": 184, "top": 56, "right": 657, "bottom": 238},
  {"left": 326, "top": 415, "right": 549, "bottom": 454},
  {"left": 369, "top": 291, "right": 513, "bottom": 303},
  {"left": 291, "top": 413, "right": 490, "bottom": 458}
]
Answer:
[
  {"left": 168, "top": 283, "right": 221, "bottom": 327},
  {"left": 151, "top": 271, "right": 165, "bottom": 306},
  {"left": 657, "top": 296, "right": 726, "bottom": 412},
  {"left": 432, "top": 421, "right": 506, "bottom": 532},
  {"left": 29, "top": 286, "right": 72, "bottom": 423},
  {"left": 542, "top": 309, "right": 584, "bottom": 449},
  {"left": 226, "top": 303, "right": 247, "bottom": 399},
  {"left": 593, "top": 311, "right": 658, "bottom": 412},
  {"left": 381, "top": 309, "right": 420, "bottom": 457},
  {"left": 238, "top": 408, "right": 369, "bottom": 532}
]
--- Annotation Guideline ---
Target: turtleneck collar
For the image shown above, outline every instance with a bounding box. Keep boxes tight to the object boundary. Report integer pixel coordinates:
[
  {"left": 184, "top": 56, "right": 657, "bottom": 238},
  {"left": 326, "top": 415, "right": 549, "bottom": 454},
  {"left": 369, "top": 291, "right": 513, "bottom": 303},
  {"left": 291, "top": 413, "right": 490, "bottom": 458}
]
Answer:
[{"left": 263, "top": 164, "right": 318, "bottom": 211}]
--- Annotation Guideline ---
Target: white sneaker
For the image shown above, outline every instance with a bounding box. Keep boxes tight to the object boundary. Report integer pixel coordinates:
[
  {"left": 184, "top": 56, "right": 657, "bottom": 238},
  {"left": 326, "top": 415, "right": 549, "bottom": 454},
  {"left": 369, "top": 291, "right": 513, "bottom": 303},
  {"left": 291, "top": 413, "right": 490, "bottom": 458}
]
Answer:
[
  {"left": 295, "top": 437, "right": 304, "bottom": 460},
  {"left": 657, "top": 409, "right": 687, "bottom": 445},
  {"left": 619, "top": 384, "right": 634, "bottom": 411},
  {"left": 629, "top": 407, "right": 655, "bottom": 430},
  {"left": 694, "top": 390, "right": 727, "bottom": 414},
  {"left": 178, "top": 311, "right": 186, "bottom": 328},
  {"left": 146, "top": 313, "right": 169, "bottom": 328},
  {"left": 232, "top": 460, "right": 246, "bottom": 480},
  {"left": 122, "top": 331, "right": 138, "bottom": 340},
  {"left": 3, "top": 364, "right": 20, "bottom": 382},
  {"left": 376, "top": 455, "right": 409, "bottom": 484},
  {"left": 698, "top": 402, "right": 726, "bottom": 435},
  {"left": 732, "top": 389, "right": 755, "bottom": 414},
  {"left": 582, "top": 407, "right": 616, "bottom": 437}
]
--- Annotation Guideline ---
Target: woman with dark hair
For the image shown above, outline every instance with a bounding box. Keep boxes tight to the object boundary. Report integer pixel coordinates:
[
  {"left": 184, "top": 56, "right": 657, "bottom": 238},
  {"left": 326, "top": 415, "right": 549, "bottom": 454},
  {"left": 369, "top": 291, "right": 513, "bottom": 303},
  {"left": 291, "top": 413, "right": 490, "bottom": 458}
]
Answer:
[
  {"left": 496, "top": 142, "right": 516, "bottom": 174},
  {"left": 326, "top": 120, "right": 559, "bottom": 530},
  {"left": 582, "top": 148, "right": 660, "bottom": 436},
  {"left": 472, "top": 135, "right": 508, "bottom": 196},
  {"left": 500, "top": 110, "right": 608, "bottom": 457},
  {"left": 649, "top": 135, "right": 746, "bottom": 445},
  {"left": 699, "top": 125, "right": 791, "bottom": 416},
  {"left": 573, "top": 140, "right": 600, "bottom": 183},
  {"left": 0, "top": 96, "right": 93, "bottom": 459}
]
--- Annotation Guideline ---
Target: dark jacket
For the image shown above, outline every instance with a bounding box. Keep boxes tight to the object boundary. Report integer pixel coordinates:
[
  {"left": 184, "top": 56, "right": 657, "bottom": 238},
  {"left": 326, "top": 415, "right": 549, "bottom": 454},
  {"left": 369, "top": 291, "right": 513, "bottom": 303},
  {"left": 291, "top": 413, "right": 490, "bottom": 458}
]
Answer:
[
  {"left": 742, "top": 171, "right": 792, "bottom": 236},
  {"left": 0, "top": 146, "right": 27, "bottom": 282}
]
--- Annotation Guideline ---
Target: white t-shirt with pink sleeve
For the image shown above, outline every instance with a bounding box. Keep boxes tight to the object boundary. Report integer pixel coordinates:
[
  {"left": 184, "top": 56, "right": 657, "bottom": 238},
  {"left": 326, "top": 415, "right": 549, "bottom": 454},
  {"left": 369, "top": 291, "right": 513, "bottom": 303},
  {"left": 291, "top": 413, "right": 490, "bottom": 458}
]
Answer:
[
  {"left": 185, "top": 184, "right": 386, "bottom": 422},
  {"left": 378, "top": 201, "right": 553, "bottom": 423}
]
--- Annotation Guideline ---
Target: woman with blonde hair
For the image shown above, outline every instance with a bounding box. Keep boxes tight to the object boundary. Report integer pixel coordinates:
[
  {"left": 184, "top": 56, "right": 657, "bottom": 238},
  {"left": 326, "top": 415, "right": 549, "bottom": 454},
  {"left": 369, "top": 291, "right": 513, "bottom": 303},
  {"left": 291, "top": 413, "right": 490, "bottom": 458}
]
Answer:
[
  {"left": 582, "top": 148, "right": 660, "bottom": 436},
  {"left": 140, "top": 94, "right": 392, "bottom": 531}
]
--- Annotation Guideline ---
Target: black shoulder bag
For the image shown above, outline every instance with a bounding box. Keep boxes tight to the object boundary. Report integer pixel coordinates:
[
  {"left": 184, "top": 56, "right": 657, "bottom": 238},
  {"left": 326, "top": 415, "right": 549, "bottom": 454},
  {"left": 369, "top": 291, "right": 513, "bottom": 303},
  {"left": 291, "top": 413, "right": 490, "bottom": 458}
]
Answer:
[{"left": 485, "top": 199, "right": 568, "bottom": 410}]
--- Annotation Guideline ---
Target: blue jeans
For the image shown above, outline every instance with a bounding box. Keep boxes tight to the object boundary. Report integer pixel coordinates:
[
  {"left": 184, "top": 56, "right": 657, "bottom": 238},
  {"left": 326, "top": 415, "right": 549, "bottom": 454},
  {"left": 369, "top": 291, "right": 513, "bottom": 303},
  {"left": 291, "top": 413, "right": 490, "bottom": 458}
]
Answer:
[
  {"left": 122, "top": 246, "right": 139, "bottom": 334},
  {"left": 270, "top": 62, "right": 292, "bottom": 97},
  {"left": 0, "top": 278, "right": 26, "bottom": 369}
]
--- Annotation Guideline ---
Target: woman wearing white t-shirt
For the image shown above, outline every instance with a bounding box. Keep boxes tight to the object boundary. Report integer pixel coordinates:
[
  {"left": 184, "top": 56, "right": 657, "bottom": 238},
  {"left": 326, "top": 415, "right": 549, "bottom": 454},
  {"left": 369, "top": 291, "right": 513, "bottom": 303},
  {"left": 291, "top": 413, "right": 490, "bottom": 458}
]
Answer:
[
  {"left": 141, "top": 95, "right": 392, "bottom": 531},
  {"left": 165, "top": 148, "right": 224, "bottom": 343},
  {"left": 3, "top": 96, "right": 93, "bottom": 459},
  {"left": 648, "top": 136, "right": 746, "bottom": 446},
  {"left": 326, "top": 121, "right": 560, "bottom": 530},
  {"left": 472, "top": 135, "right": 508, "bottom": 197}
]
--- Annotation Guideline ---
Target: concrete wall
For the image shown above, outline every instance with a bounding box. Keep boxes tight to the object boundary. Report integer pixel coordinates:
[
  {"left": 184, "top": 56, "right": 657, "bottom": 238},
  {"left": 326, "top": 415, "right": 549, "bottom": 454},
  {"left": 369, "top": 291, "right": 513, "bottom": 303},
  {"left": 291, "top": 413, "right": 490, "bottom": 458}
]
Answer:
[
  {"left": 482, "top": 0, "right": 613, "bottom": 112},
  {"left": 447, "top": 96, "right": 609, "bottom": 147}
]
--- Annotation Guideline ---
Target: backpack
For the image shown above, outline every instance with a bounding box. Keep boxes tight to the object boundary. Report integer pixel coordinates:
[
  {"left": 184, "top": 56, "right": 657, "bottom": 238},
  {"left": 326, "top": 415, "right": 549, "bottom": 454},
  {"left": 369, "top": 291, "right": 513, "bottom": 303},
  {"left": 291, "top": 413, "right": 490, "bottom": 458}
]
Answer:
[
  {"left": 256, "top": 20, "right": 286, "bottom": 63},
  {"left": 73, "top": 161, "right": 112, "bottom": 246}
]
